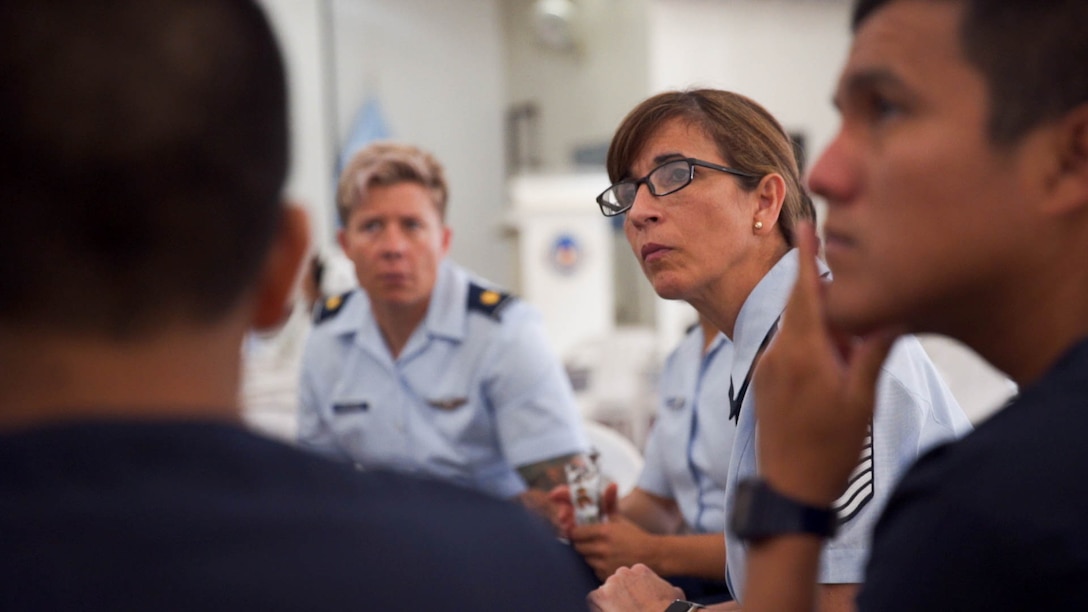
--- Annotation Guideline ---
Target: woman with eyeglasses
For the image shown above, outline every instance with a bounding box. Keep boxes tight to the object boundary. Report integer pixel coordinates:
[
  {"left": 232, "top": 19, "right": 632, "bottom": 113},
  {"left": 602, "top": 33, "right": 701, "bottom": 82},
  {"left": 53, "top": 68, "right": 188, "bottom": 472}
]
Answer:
[{"left": 560, "top": 89, "right": 973, "bottom": 612}]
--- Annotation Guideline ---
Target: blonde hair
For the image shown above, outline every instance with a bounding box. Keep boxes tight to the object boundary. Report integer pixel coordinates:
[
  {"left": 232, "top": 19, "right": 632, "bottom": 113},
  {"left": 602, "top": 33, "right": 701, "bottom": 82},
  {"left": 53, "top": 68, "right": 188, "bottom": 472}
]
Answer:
[{"left": 336, "top": 141, "right": 448, "bottom": 224}]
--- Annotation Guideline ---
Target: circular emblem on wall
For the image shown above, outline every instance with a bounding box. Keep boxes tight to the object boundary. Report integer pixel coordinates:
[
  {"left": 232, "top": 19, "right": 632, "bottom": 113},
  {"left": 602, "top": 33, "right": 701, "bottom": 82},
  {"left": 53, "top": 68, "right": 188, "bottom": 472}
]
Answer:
[{"left": 549, "top": 233, "right": 582, "bottom": 275}]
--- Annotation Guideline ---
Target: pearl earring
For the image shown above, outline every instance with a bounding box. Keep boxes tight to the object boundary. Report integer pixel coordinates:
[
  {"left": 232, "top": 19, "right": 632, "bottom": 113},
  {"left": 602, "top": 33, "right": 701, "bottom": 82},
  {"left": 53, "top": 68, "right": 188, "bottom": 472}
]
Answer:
[{"left": 754, "top": 221, "right": 763, "bottom": 230}]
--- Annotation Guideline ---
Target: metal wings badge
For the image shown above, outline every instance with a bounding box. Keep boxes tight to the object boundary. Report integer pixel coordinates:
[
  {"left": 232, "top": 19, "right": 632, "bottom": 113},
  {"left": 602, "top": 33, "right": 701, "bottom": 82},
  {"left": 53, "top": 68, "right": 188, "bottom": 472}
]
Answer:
[{"left": 427, "top": 397, "right": 468, "bottom": 411}]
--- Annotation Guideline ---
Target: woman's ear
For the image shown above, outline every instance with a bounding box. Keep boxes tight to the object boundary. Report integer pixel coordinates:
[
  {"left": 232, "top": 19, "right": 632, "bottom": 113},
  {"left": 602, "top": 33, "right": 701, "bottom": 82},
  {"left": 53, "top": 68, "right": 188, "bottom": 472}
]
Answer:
[
  {"left": 252, "top": 204, "right": 311, "bottom": 331},
  {"left": 440, "top": 225, "right": 452, "bottom": 256},
  {"left": 753, "top": 173, "right": 787, "bottom": 231}
]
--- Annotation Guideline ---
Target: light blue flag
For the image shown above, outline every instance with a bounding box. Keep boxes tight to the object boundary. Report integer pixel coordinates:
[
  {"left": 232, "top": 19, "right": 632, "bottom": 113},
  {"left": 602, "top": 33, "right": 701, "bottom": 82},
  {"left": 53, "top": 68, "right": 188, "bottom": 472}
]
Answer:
[
  {"left": 336, "top": 96, "right": 391, "bottom": 180},
  {"left": 332, "top": 96, "right": 391, "bottom": 229}
]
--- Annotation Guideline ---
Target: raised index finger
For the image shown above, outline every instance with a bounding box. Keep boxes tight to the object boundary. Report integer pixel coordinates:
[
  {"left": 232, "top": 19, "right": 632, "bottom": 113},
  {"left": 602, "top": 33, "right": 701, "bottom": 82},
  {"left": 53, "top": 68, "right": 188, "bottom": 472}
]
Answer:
[{"left": 779, "top": 221, "right": 824, "bottom": 338}]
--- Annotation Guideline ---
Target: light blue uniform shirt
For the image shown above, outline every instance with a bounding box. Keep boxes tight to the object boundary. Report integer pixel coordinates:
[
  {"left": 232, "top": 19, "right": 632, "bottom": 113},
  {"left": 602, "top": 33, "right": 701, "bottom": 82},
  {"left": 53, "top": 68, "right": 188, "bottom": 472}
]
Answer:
[
  {"left": 638, "top": 325, "right": 735, "bottom": 533},
  {"left": 297, "top": 260, "right": 588, "bottom": 499},
  {"left": 724, "top": 249, "right": 973, "bottom": 602}
]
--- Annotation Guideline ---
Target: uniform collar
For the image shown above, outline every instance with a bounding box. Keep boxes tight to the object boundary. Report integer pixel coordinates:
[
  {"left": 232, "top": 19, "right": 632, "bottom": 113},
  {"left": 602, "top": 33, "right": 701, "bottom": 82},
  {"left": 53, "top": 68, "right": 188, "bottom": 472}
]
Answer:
[
  {"left": 706, "top": 331, "right": 729, "bottom": 356},
  {"left": 325, "top": 259, "right": 469, "bottom": 346},
  {"left": 325, "top": 287, "right": 369, "bottom": 337},
  {"left": 420, "top": 259, "right": 468, "bottom": 342},
  {"left": 729, "top": 249, "right": 830, "bottom": 389}
]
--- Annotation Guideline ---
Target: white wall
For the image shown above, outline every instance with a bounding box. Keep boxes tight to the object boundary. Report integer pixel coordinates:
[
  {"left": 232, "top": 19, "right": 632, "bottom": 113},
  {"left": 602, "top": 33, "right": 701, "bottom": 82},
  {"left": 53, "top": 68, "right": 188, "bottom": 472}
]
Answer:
[
  {"left": 259, "top": 0, "right": 513, "bottom": 287},
  {"left": 256, "top": 0, "right": 336, "bottom": 253},
  {"left": 501, "top": 0, "right": 651, "bottom": 172},
  {"left": 650, "top": 0, "right": 852, "bottom": 197}
]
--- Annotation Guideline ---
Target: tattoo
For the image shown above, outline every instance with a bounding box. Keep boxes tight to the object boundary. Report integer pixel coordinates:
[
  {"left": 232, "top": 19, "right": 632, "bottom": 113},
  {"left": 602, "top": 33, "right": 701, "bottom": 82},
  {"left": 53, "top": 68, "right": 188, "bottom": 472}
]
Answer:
[{"left": 517, "top": 453, "right": 585, "bottom": 490}]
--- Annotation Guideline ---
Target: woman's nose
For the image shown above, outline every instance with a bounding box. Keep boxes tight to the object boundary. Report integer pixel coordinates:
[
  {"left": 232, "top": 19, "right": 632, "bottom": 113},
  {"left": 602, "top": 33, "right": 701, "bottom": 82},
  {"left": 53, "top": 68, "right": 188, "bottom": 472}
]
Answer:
[
  {"left": 625, "top": 183, "right": 660, "bottom": 228},
  {"left": 377, "top": 227, "right": 408, "bottom": 256}
]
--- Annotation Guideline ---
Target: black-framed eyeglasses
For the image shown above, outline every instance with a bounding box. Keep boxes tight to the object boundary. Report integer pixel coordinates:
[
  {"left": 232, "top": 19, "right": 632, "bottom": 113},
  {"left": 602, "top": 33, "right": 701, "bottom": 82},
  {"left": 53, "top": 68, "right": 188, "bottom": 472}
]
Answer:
[{"left": 595, "top": 157, "right": 761, "bottom": 217}]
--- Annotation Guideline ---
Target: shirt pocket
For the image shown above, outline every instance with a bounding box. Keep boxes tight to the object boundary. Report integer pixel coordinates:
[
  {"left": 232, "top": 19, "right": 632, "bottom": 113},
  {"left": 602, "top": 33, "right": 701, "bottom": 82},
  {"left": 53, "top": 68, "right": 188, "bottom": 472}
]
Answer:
[{"left": 327, "top": 392, "right": 398, "bottom": 465}]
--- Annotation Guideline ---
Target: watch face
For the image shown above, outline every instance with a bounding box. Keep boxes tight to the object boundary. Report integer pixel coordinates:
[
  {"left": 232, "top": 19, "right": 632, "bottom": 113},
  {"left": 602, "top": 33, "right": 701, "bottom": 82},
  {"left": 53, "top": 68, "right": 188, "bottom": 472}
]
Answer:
[
  {"left": 730, "top": 478, "right": 838, "bottom": 542},
  {"left": 728, "top": 478, "right": 761, "bottom": 538},
  {"left": 664, "top": 601, "right": 701, "bottom": 612}
]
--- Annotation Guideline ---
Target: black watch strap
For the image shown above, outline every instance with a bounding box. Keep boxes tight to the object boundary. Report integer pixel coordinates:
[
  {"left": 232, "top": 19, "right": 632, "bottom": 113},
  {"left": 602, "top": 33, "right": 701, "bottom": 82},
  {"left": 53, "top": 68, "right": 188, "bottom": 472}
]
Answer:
[
  {"left": 730, "top": 478, "right": 838, "bottom": 542},
  {"left": 663, "top": 601, "right": 705, "bottom": 612}
]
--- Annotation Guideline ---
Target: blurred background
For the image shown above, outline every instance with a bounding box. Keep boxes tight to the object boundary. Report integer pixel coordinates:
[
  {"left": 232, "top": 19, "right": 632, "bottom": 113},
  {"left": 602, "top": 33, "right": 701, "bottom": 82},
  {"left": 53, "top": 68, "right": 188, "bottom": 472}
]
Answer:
[{"left": 250, "top": 0, "right": 1015, "bottom": 446}]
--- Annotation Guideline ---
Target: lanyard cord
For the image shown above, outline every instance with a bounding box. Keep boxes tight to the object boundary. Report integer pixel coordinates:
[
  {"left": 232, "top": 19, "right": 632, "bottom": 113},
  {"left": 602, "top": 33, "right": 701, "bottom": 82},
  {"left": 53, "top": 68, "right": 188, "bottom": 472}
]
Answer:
[
  {"left": 727, "top": 270, "right": 831, "bottom": 424},
  {"left": 728, "top": 316, "right": 781, "bottom": 424}
]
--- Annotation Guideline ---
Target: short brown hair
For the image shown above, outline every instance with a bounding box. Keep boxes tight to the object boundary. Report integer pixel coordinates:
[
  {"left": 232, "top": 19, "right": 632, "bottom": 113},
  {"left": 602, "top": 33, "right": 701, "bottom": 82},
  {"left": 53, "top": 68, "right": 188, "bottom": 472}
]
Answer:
[
  {"left": 852, "top": 0, "right": 1088, "bottom": 146},
  {"left": 336, "top": 141, "right": 449, "bottom": 225},
  {"left": 606, "top": 89, "right": 815, "bottom": 245}
]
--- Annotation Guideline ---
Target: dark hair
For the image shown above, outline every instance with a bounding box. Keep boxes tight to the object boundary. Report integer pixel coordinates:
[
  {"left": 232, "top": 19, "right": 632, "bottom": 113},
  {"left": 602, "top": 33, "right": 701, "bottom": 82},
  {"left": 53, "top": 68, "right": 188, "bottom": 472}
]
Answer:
[
  {"left": 852, "top": 0, "right": 1088, "bottom": 145},
  {"left": 337, "top": 141, "right": 449, "bottom": 225},
  {"left": 606, "top": 89, "right": 815, "bottom": 246},
  {"left": 0, "top": 0, "right": 288, "bottom": 338}
]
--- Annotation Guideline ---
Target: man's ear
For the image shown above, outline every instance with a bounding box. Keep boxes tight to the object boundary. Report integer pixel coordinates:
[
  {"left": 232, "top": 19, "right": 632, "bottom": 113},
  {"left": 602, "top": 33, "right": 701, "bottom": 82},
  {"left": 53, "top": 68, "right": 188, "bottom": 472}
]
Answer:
[
  {"left": 1043, "top": 104, "right": 1088, "bottom": 216},
  {"left": 252, "top": 204, "right": 311, "bottom": 331}
]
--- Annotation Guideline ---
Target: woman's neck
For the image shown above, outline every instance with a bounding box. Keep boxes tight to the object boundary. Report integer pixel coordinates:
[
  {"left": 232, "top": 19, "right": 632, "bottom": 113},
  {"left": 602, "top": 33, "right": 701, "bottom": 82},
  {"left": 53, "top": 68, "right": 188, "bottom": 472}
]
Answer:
[
  {"left": 691, "top": 241, "right": 790, "bottom": 340},
  {"left": 372, "top": 300, "right": 429, "bottom": 359}
]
